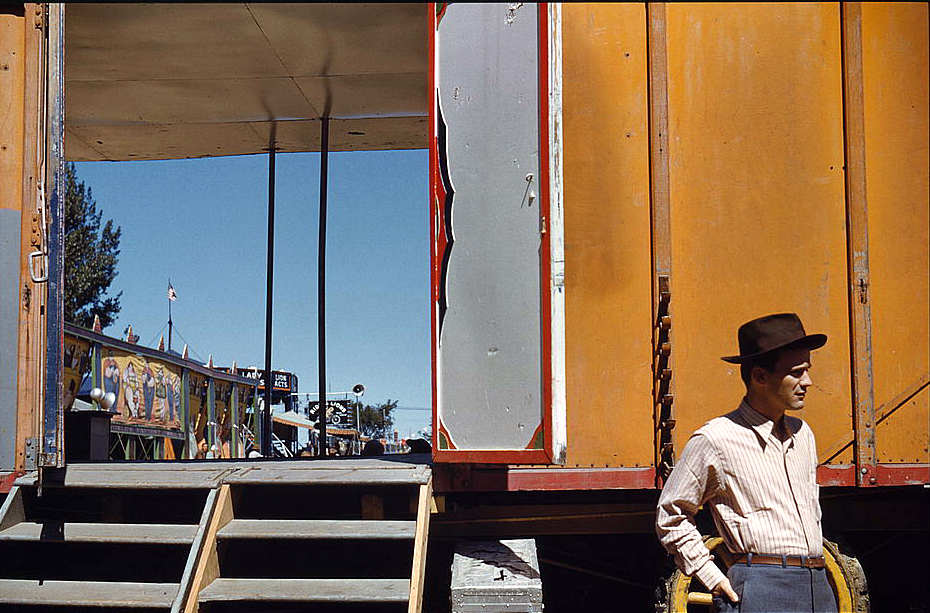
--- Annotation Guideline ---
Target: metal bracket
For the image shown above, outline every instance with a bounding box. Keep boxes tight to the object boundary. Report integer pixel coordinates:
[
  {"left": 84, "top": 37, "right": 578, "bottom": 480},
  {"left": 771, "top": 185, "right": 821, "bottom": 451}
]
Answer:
[
  {"left": 28, "top": 250, "right": 48, "bottom": 283},
  {"left": 24, "top": 438, "right": 37, "bottom": 471},
  {"left": 654, "top": 275, "right": 675, "bottom": 482}
]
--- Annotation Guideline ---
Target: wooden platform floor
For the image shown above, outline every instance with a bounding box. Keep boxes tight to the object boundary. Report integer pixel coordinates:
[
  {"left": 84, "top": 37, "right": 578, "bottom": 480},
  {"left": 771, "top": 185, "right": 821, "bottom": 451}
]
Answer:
[{"left": 14, "top": 455, "right": 432, "bottom": 489}]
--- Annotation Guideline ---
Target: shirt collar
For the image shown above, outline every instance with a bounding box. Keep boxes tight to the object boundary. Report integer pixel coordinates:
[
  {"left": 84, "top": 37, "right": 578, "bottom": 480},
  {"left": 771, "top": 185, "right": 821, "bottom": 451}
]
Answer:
[{"left": 738, "top": 399, "right": 794, "bottom": 448}]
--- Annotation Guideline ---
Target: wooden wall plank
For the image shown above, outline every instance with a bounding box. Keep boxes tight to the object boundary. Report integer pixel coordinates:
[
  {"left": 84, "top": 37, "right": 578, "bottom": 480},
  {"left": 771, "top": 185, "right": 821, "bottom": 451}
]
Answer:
[
  {"left": 859, "top": 2, "right": 930, "bottom": 467},
  {"left": 562, "top": 2, "right": 654, "bottom": 468},
  {"left": 663, "top": 3, "right": 852, "bottom": 457}
]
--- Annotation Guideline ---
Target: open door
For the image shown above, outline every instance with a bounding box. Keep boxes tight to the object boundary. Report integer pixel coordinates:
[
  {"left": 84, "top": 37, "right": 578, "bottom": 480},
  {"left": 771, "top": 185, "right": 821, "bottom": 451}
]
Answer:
[{"left": 430, "top": 3, "right": 565, "bottom": 464}]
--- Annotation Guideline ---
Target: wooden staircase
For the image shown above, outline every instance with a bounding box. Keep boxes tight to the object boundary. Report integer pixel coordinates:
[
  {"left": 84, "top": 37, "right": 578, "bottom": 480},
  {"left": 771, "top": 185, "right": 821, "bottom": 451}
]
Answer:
[{"left": 0, "top": 459, "right": 432, "bottom": 613}]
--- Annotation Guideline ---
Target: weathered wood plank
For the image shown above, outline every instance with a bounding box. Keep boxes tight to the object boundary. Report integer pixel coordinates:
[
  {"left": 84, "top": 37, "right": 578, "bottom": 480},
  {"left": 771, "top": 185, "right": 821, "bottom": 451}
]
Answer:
[
  {"left": 198, "top": 578, "right": 409, "bottom": 603},
  {"left": 14, "top": 458, "right": 431, "bottom": 489},
  {"left": 0, "top": 522, "right": 198, "bottom": 544},
  {"left": 0, "top": 486, "right": 25, "bottom": 532},
  {"left": 15, "top": 468, "right": 223, "bottom": 489},
  {"left": 408, "top": 477, "right": 432, "bottom": 613},
  {"left": 0, "top": 580, "right": 177, "bottom": 607},
  {"left": 58, "top": 456, "right": 429, "bottom": 471},
  {"left": 184, "top": 484, "right": 233, "bottom": 613},
  {"left": 171, "top": 487, "right": 218, "bottom": 613},
  {"left": 217, "top": 519, "right": 415, "bottom": 540},
  {"left": 225, "top": 466, "right": 430, "bottom": 485}
]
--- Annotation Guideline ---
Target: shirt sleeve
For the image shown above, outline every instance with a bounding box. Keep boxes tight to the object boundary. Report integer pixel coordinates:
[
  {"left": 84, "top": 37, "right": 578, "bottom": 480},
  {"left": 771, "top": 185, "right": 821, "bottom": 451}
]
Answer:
[
  {"left": 656, "top": 432, "right": 727, "bottom": 591},
  {"left": 807, "top": 425, "right": 823, "bottom": 522}
]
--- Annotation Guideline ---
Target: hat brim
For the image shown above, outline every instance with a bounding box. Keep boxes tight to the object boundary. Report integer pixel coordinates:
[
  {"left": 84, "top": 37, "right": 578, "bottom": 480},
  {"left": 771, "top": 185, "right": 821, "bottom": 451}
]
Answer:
[{"left": 721, "top": 333, "right": 827, "bottom": 364}]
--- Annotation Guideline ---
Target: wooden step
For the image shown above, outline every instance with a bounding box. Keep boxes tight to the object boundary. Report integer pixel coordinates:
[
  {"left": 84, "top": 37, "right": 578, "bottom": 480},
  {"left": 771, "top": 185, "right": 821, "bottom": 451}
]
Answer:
[
  {"left": 217, "top": 519, "right": 415, "bottom": 541},
  {"left": 16, "top": 466, "right": 222, "bottom": 489},
  {"left": 15, "top": 460, "right": 431, "bottom": 489},
  {"left": 198, "top": 578, "right": 410, "bottom": 603},
  {"left": 0, "top": 522, "right": 198, "bottom": 544},
  {"left": 224, "top": 466, "right": 431, "bottom": 486},
  {"left": 0, "top": 579, "right": 178, "bottom": 607}
]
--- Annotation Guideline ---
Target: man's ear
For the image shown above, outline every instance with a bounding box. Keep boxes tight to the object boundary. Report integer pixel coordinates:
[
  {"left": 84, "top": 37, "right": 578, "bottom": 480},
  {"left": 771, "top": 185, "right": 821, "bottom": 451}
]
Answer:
[{"left": 750, "top": 365, "right": 768, "bottom": 386}]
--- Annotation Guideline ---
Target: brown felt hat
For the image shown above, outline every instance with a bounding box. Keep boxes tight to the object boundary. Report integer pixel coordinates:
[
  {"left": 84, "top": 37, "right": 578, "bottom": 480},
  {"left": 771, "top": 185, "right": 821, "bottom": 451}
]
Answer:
[{"left": 721, "top": 313, "right": 826, "bottom": 364}]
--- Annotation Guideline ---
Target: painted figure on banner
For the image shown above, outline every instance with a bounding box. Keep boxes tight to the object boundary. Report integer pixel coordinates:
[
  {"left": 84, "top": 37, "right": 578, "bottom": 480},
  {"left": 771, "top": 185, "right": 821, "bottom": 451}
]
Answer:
[
  {"left": 121, "top": 361, "right": 140, "bottom": 419},
  {"left": 103, "top": 357, "right": 121, "bottom": 412},
  {"left": 153, "top": 366, "right": 168, "bottom": 421},
  {"left": 165, "top": 370, "right": 176, "bottom": 423},
  {"left": 62, "top": 338, "right": 91, "bottom": 410},
  {"left": 142, "top": 366, "right": 155, "bottom": 420}
]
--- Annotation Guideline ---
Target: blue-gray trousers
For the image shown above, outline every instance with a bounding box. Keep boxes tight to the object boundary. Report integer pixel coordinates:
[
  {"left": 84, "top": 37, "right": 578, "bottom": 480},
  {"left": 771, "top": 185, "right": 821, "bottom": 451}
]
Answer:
[{"left": 712, "top": 563, "right": 838, "bottom": 613}]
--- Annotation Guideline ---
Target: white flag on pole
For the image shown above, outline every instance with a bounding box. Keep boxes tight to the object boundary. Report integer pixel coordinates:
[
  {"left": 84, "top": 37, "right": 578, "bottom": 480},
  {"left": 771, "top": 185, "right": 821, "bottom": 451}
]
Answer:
[{"left": 167, "top": 283, "right": 178, "bottom": 301}]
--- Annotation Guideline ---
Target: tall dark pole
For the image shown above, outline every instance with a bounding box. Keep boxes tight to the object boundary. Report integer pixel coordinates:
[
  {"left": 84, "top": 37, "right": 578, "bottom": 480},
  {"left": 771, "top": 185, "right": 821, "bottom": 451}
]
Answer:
[
  {"left": 318, "top": 117, "right": 329, "bottom": 458},
  {"left": 262, "top": 141, "right": 276, "bottom": 456}
]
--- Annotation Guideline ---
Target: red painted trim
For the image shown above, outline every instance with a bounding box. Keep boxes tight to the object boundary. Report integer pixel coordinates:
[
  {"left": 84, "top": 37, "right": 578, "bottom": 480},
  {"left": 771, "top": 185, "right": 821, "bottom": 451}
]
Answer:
[
  {"left": 429, "top": 4, "right": 558, "bottom": 465},
  {"left": 432, "top": 464, "right": 928, "bottom": 493},
  {"left": 875, "top": 463, "right": 929, "bottom": 486},
  {"left": 817, "top": 464, "right": 856, "bottom": 487},
  {"left": 433, "top": 449, "right": 553, "bottom": 465},
  {"left": 436, "top": 417, "right": 457, "bottom": 450},
  {"left": 525, "top": 422, "right": 544, "bottom": 450},
  {"left": 433, "top": 465, "right": 657, "bottom": 492},
  {"left": 537, "top": 3, "right": 554, "bottom": 465},
  {"left": 429, "top": 3, "right": 439, "bottom": 461},
  {"left": 816, "top": 464, "right": 928, "bottom": 487},
  {"left": 0, "top": 472, "right": 21, "bottom": 494}
]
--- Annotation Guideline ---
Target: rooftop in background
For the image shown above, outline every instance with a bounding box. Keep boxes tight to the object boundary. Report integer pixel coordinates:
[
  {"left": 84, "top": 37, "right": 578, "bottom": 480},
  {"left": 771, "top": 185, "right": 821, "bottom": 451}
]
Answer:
[{"left": 64, "top": 3, "right": 428, "bottom": 161}]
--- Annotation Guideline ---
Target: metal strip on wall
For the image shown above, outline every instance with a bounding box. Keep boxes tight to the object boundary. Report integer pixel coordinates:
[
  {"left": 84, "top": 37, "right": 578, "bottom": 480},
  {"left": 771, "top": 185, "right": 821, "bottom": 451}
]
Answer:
[
  {"left": 841, "top": 1, "right": 877, "bottom": 487},
  {"left": 647, "top": 2, "right": 675, "bottom": 485},
  {"left": 41, "top": 2, "right": 65, "bottom": 468},
  {"left": 546, "top": 3, "right": 567, "bottom": 465}
]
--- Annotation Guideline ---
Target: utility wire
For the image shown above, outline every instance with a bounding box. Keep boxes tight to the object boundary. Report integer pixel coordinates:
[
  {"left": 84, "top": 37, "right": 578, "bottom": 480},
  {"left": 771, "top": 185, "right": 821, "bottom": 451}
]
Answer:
[
  {"left": 170, "top": 324, "right": 205, "bottom": 362},
  {"left": 144, "top": 321, "right": 168, "bottom": 349}
]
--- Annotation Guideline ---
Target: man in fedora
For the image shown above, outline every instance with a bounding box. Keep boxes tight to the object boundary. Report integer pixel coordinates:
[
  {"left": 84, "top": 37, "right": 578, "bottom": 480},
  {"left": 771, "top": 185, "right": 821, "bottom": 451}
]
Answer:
[{"left": 656, "top": 313, "right": 836, "bottom": 613}]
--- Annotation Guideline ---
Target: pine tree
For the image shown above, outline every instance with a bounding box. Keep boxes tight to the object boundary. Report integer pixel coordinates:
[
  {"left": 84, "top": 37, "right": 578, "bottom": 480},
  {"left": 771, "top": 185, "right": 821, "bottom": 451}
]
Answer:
[{"left": 63, "top": 163, "right": 122, "bottom": 329}]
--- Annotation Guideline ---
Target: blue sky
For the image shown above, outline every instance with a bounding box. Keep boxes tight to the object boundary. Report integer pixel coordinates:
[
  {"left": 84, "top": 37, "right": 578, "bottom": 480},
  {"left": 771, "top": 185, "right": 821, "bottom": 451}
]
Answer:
[{"left": 73, "top": 150, "right": 432, "bottom": 437}]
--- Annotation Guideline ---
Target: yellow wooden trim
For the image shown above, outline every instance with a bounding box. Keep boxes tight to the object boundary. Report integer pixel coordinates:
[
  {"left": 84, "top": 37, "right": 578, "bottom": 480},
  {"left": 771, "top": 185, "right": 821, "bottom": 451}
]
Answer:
[
  {"left": 408, "top": 476, "right": 432, "bottom": 613},
  {"left": 183, "top": 484, "right": 233, "bottom": 613}
]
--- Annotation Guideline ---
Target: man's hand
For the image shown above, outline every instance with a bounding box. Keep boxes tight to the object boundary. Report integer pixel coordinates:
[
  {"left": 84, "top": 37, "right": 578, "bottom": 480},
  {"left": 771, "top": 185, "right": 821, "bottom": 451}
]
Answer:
[{"left": 712, "top": 577, "right": 739, "bottom": 603}]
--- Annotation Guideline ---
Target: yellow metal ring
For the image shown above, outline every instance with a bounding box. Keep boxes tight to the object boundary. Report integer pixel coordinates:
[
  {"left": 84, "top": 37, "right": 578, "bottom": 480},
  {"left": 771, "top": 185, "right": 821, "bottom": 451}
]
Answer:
[{"left": 667, "top": 537, "right": 851, "bottom": 612}]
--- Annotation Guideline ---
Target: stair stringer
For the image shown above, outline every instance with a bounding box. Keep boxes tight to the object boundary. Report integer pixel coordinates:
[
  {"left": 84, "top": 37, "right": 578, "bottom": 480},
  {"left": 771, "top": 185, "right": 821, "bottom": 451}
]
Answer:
[{"left": 171, "top": 486, "right": 220, "bottom": 613}]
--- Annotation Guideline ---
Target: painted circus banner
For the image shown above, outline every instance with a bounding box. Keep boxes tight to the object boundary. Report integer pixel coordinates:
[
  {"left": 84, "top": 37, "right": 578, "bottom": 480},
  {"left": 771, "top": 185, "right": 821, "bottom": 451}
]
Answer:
[
  {"left": 63, "top": 336, "right": 92, "bottom": 411},
  {"left": 101, "top": 348, "right": 182, "bottom": 431}
]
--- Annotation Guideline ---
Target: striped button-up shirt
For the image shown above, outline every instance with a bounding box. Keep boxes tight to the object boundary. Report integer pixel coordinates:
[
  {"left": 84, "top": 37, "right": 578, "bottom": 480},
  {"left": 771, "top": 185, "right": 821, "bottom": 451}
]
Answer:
[{"left": 656, "top": 400, "right": 823, "bottom": 591}]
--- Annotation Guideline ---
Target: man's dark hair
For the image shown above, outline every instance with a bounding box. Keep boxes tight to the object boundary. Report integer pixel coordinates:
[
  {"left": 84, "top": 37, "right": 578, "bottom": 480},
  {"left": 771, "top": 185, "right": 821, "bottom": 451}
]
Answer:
[{"left": 739, "top": 351, "right": 781, "bottom": 386}]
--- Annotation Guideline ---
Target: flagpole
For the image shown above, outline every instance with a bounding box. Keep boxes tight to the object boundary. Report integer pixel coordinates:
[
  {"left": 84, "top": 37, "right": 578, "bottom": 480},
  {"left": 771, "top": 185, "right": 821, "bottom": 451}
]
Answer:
[{"left": 168, "top": 279, "right": 173, "bottom": 352}]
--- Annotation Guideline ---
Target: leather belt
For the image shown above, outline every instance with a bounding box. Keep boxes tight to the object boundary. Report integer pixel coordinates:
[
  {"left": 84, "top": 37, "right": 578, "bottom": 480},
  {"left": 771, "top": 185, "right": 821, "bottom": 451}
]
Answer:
[{"left": 734, "top": 553, "right": 825, "bottom": 569}]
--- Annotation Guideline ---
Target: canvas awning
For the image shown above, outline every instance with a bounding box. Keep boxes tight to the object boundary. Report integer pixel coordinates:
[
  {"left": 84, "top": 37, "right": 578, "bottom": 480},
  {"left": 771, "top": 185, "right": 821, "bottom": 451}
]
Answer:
[{"left": 64, "top": 3, "right": 428, "bottom": 161}]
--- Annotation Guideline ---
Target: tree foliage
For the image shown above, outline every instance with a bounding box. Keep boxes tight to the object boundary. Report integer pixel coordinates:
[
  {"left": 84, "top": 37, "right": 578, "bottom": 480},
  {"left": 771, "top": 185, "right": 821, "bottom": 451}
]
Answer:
[
  {"left": 354, "top": 399, "right": 398, "bottom": 439},
  {"left": 63, "top": 163, "right": 122, "bottom": 329}
]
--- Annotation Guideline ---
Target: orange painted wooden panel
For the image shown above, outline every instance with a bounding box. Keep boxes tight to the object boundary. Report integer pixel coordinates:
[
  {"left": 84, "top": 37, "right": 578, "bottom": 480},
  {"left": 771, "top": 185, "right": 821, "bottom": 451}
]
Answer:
[
  {"left": 562, "top": 3, "right": 655, "bottom": 467},
  {"left": 861, "top": 3, "right": 929, "bottom": 464},
  {"left": 663, "top": 3, "right": 853, "bottom": 463}
]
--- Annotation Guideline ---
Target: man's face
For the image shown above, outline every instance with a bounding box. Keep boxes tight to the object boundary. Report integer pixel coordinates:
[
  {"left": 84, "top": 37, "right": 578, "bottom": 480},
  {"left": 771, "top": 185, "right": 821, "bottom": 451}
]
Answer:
[{"left": 759, "top": 347, "right": 813, "bottom": 412}]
